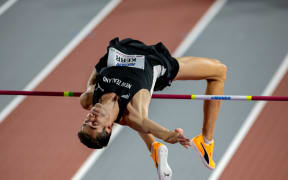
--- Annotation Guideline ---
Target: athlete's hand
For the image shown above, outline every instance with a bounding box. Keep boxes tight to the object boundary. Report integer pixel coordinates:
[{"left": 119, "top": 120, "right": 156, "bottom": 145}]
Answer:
[
  {"left": 175, "top": 128, "right": 191, "bottom": 149},
  {"left": 80, "top": 91, "right": 93, "bottom": 110}
]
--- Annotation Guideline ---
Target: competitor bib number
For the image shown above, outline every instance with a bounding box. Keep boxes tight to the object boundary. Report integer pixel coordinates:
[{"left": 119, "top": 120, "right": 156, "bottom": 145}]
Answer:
[{"left": 107, "top": 47, "right": 145, "bottom": 69}]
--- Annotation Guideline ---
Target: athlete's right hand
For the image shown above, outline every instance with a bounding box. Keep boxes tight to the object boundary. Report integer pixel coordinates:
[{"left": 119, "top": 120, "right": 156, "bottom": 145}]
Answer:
[
  {"left": 80, "top": 89, "right": 94, "bottom": 110},
  {"left": 175, "top": 128, "right": 191, "bottom": 149}
]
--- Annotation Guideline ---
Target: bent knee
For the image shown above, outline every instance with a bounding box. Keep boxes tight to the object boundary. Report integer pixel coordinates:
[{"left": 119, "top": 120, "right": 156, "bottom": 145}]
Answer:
[
  {"left": 217, "top": 63, "right": 227, "bottom": 81},
  {"left": 210, "top": 59, "right": 227, "bottom": 81},
  {"left": 210, "top": 58, "right": 221, "bottom": 64}
]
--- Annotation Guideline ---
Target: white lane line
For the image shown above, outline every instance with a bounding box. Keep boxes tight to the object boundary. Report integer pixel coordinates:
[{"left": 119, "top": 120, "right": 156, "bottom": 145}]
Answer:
[
  {"left": 0, "top": 0, "right": 18, "bottom": 16},
  {"left": 209, "top": 52, "right": 288, "bottom": 180},
  {"left": 173, "top": 0, "right": 227, "bottom": 58},
  {"left": 71, "top": 124, "right": 123, "bottom": 180},
  {"left": 0, "top": 0, "right": 122, "bottom": 124},
  {"left": 71, "top": 0, "right": 227, "bottom": 179}
]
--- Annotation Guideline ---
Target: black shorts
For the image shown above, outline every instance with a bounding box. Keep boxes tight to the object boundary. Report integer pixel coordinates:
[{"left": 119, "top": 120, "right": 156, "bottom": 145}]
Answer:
[{"left": 148, "top": 42, "right": 180, "bottom": 91}]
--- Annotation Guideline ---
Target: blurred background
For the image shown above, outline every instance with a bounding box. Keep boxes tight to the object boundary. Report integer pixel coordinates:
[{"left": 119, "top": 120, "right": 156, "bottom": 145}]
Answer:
[{"left": 0, "top": 0, "right": 288, "bottom": 179}]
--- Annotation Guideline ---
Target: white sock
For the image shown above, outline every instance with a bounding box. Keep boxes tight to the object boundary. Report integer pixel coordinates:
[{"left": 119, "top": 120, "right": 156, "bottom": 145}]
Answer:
[{"left": 204, "top": 137, "right": 213, "bottom": 145}]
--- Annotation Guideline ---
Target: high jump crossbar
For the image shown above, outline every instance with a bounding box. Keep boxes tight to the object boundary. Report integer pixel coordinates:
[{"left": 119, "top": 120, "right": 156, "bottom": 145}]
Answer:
[{"left": 0, "top": 90, "right": 288, "bottom": 101}]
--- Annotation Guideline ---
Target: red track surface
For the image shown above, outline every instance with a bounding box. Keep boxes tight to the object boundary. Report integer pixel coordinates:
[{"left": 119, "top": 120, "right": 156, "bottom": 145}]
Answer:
[
  {"left": 0, "top": 0, "right": 215, "bottom": 179},
  {"left": 220, "top": 72, "right": 288, "bottom": 179}
]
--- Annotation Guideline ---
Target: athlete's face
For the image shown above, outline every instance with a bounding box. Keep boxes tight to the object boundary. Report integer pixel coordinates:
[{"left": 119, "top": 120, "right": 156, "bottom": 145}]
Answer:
[{"left": 81, "top": 103, "right": 112, "bottom": 138}]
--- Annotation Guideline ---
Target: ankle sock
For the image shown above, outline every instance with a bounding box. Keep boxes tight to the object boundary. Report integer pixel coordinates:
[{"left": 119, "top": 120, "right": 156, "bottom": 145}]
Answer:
[{"left": 204, "top": 137, "right": 213, "bottom": 145}]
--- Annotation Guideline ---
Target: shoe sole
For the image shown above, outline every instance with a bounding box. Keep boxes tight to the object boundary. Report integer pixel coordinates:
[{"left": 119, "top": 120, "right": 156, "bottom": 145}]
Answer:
[
  {"left": 157, "top": 145, "right": 172, "bottom": 180},
  {"left": 191, "top": 140, "right": 214, "bottom": 171}
]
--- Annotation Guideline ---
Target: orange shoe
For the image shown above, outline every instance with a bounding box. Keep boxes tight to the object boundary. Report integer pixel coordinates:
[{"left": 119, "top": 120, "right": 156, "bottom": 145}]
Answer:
[
  {"left": 151, "top": 142, "right": 172, "bottom": 180},
  {"left": 191, "top": 134, "right": 216, "bottom": 170}
]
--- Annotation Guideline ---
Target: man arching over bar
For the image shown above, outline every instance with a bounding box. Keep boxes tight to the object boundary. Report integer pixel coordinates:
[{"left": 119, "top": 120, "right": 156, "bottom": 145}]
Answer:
[{"left": 78, "top": 37, "right": 227, "bottom": 180}]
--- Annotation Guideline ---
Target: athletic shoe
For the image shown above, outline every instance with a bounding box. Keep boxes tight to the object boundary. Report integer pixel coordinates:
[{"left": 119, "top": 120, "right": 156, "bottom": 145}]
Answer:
[
  {"left": 151, "top": 142, "right": 172, "bottom": 180},
  {"left": 191, "top": 134, "right": 216, "bottom": 170}
]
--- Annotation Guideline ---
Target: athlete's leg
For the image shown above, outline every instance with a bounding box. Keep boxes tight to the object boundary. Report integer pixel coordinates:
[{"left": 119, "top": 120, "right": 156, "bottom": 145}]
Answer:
[
  {"left": 138, "top": 132, "right": 155, "bottom": 152},
  {"left": 174, "top": 56, "right": 226, "bottom": 170},
  {"left": 174, "top": 56, "right": 227, "bottom": 140},
  {"left": 138, "top": 133, "right": 172, "bottom": 180}
]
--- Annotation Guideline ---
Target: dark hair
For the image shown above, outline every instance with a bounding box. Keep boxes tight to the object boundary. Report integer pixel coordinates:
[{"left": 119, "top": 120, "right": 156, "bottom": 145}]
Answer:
[{"left": 77, "top": 128, "right": 111, "bottom": 149}]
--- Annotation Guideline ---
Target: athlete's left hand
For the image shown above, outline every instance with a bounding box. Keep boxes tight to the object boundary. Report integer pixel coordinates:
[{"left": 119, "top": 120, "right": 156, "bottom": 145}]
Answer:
[{"left": 175, "top": 128, "right": 191, "bottom": 149}]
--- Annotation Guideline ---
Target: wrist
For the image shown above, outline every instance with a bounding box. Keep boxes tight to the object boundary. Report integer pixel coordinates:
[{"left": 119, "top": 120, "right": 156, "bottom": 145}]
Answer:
[{"left": 164, "top": 131, "right": 178, "bottom": 144}]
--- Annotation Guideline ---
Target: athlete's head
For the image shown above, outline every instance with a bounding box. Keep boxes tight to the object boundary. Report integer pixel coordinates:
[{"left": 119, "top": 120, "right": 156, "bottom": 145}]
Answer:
[{"left": 78, "top": 95, "right": 119, "bottom": 149}]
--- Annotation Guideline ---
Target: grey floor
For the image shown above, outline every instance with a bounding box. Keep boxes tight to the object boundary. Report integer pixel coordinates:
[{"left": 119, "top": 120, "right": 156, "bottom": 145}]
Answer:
[{"left": 0, "top": 0, "right": 288, "bottom": 179}]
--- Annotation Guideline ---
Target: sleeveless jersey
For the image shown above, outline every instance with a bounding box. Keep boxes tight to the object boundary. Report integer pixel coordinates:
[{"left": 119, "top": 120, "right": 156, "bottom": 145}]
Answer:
[{"left": 93, "top": 37, "right": 179, "bottom": 123}]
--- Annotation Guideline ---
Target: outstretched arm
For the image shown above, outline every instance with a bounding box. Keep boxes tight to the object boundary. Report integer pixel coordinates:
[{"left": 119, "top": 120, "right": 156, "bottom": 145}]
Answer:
[
  {"left": 138, "top": 116, "right": 178, "bottom": 144},
  {"left": 80, "top": 69, "right": 97, "bottom": 110},
  {"left": 124, "top": 89, "right": 191, "bottom": 148},
  {"left": 129, "top": 115, "right": 191, "bottom": 148}
]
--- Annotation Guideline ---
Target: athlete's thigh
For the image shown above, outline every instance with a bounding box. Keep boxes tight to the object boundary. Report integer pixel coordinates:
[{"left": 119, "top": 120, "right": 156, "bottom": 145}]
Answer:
[{"left": 174, "top": 56, "right": 224, "bottom": 81}]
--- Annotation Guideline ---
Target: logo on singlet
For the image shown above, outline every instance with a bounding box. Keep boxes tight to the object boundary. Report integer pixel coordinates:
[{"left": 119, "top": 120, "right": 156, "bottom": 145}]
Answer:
[
  {"left": 95, "top": 83, "right": 104, "bottom": 92},
  {"left": 121, "top": 93, "right": 130, "bottom": 99},
  {"left": 107, "top": 47, "right": 145, "bottom": 69}
]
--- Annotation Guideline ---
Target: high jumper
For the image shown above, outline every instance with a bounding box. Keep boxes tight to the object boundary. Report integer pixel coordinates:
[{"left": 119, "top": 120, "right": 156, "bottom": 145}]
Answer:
[{"left": 78, "top": 37, "right": 227, "bottom": 179}]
